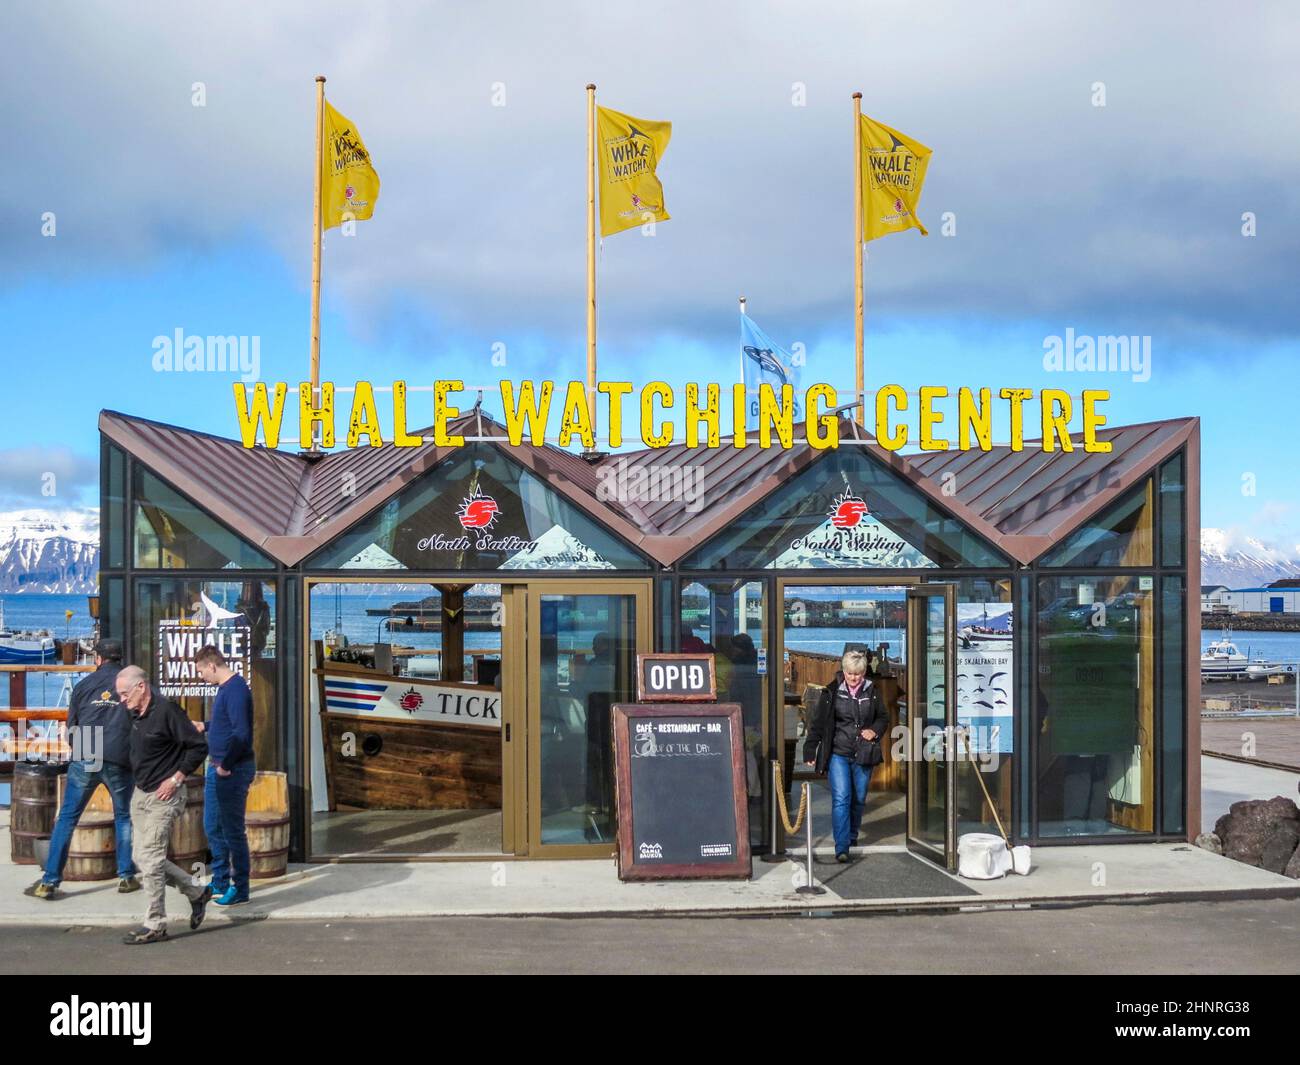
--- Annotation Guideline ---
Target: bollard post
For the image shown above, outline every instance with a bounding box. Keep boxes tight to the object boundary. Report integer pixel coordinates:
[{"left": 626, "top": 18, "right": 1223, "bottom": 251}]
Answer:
[
  {"left": 760, "top": 759, "right": 784, "bottom": 863},
  {"left": 795, "top": 781, "right": 825, "bottom": 896}
]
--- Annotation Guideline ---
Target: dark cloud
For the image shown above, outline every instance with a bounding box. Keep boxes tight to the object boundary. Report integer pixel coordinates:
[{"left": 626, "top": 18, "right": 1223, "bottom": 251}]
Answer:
[{"left": 5, "top": 1, "right": 1298, "bottom": 354}]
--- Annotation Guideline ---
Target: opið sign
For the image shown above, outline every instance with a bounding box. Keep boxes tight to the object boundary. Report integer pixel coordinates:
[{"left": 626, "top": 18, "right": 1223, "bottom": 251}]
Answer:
[{"left": 636, "top": 653, "right": 716, "bottom": 703}]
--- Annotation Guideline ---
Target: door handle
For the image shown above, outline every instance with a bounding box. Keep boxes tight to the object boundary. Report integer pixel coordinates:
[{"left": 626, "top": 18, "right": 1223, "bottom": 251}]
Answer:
[{"left": 505, "top": 723, "right": 511, "bottom": 742}]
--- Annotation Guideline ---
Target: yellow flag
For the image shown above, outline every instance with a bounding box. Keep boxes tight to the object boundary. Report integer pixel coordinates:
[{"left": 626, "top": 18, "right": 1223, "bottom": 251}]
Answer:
[
  {"left": 322, "top": 99, "right": 380, "bottom": 230},
  {"left": 859, "top": 113, "right": 931, "bottom": 241},
  {"left": 596, "top": 105, "right": 671, "bottom": 237}
]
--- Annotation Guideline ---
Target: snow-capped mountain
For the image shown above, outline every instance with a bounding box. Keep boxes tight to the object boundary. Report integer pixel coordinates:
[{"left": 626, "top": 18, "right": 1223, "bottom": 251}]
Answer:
[
  {"left": 1201, "top": 528, "right": 1300, "bottom": 588},
  {"left": 0, "top": 509, "right": 100, "bottom": 594}
]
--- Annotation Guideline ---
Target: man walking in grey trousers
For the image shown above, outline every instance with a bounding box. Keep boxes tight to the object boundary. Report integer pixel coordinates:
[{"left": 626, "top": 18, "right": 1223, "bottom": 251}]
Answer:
[{"left": 115, "top": 665, "right": 212, "bottom": 944}]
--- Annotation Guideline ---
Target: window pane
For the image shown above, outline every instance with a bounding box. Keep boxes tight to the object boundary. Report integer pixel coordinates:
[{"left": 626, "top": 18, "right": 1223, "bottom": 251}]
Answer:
[
  {"left": 1041, "top": 479, "right": 1154, "bottom": 568},
  {"left": 99, "top": 575, "right": 124, "bottom": 644},
  {"left": 307, "top": 445, "right": 649, "bottom": 571},
  {"left": 1159, "top": 455, "right": 1184, "bottom": 568},
  {"left": 103, "top": 443, "right": 126, "bottom": 569},
  {"left": 1035, "top": 576, "right": 1155, "bottom": 837},
  {"left": 133, "top": 577, "right": 278, "bottom": 770},
  {"left": 133, "top": 468, "right": 273, "bottom": 569},
  {"left": 1161, "top": 576, "right": 1185, "bottom": 835},
  {"left": 683, "top": 580, "right": 768, "bottom": 847},
  {"left": 952, "top": 578, "right": 1015, "bottom": 839},
  {"left": 308, "top": 581, "right": 505, "bottom": 857},
  {"left": 682, "top": 449, "right": 1008, "bottom": 570}
]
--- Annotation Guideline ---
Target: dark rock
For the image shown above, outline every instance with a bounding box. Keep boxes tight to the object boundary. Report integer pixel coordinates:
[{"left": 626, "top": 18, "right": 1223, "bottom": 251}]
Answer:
[
  {"left": 1219, "top": 796, "right": 1300, "bottom": 867},
  {"left": 1285, "top": 847, "right": 1300, "bottom": 880},
  {"left": 1259, "top": 821, "right": 1300, "bottom": 875}
]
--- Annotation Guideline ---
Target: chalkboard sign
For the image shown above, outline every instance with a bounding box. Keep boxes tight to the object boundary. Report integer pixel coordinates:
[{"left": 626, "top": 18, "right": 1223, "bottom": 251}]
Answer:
[
  {"left": 612, "top": 703, "right": 751, "bottom": 881},
  {"left": 635, "top": 653, "right": 716, "bottom": 702}
]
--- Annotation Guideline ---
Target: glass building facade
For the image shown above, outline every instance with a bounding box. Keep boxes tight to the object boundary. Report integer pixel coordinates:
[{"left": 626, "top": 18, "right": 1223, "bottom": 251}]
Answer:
[{"left": 99, "top": 412, "right": 1196, "bottom": 863}]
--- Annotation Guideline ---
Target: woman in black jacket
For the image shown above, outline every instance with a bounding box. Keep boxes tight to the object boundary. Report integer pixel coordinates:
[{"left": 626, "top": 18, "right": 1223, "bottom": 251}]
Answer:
[{"left": 803, "top": 650, "right": 890, "bottom": 861}]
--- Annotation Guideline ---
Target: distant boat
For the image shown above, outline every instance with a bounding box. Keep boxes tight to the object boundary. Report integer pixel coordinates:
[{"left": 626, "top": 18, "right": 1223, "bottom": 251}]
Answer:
[
  {"left": 1201, "top": 634, "right": 1248, "bottom": 678},
  {"left": 0, "top": 600, "right": 56, "bottom": 665},
  {"left": 959, "top": 604, "right": 1013, "bottom": 649}
]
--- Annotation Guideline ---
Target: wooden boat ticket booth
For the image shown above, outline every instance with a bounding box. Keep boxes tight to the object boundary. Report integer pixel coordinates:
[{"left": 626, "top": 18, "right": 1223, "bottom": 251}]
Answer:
[{"left": 97, "top": 408, "right": 1201, "bottom": 869}]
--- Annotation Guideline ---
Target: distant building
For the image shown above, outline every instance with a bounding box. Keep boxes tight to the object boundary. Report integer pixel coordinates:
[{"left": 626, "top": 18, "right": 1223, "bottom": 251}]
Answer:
[
  {"left": 1200, "top": 585, "right": 1231, "bottom": 613},
  {"left": 1225, "top": 587, "right": 1300, "bottom": 614}
]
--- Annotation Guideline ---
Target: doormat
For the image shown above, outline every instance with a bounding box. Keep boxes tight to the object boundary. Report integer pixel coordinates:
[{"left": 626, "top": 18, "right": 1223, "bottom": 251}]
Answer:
[{"left": 813, "top": 851, "right": 979, "bottom": 900}]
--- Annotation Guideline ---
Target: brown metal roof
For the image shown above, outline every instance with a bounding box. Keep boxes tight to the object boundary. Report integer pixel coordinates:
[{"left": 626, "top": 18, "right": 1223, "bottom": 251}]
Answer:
[
  {"left": 100, "top": 409, "right": 1196, "bottom": 569},
  {"left": 907, "top": 417, "right": 1198, "bottom": 562}
]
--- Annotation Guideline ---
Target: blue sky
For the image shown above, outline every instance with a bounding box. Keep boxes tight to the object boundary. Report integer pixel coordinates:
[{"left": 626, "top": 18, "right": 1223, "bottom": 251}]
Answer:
[{"left": 3, "top": 1, "right": 1298, "bottom": 551}]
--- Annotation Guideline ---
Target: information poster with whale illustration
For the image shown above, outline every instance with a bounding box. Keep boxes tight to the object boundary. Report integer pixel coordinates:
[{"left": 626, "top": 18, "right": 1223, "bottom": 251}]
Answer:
[{"left": 928, "top": 603, "right": 1014, "bottom": 754}]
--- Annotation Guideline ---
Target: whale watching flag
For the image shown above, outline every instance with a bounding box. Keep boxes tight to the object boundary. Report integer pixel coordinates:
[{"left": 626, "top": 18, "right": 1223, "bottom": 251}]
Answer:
[
  {"left": 322, "top": 99, "right": 381, "bottom": 230},
  {"left": 741, "top": 313, "right": 802, "bottom": 428},
  {"left": 859, "top": 113, "right": 931, "bottom": 241},
  {"left": 596, "top": 105, "right": 671, "bottom": 237}
]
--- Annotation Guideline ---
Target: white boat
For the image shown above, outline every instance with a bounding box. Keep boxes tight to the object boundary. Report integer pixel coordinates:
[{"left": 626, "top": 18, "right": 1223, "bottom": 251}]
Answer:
[
  {"left": 0, "top": 601, "right": 57, "bottom": 665},
  {"left": 1201, "top": 636, "right": 1248, "bottom": 678}
]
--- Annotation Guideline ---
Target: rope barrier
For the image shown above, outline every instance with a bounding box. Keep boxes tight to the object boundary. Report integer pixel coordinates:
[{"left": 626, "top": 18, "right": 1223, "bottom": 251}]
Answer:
[{"left": 772, "top": 759, "right": 807, "bottom": 835}]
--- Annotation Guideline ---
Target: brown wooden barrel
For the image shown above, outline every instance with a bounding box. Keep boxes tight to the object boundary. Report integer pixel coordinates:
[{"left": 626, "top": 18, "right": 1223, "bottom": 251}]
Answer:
[
  {"left": 167, "top": 774, "right": 207, "bottom": 875},
  {"left": 56, "top": 776, "right": 117, "bottom": 882},
  {"left": 247, "top": 813, "right": 290, "bottom": 878},
  {"left": 246, "top": 771, "right": 288, "bottom": 879},
  {"left": 10, "top": 762, "right": 65, "bottom": 865}
]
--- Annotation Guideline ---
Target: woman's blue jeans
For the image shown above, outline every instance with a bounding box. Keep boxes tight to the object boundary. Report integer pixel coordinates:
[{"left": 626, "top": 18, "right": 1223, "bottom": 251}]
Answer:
[
  {"left": 204, "top": 761, "right": 256, "bottom": 895},
  {"left": 827, "top": 753, "right": 873, "bottom": 855}
]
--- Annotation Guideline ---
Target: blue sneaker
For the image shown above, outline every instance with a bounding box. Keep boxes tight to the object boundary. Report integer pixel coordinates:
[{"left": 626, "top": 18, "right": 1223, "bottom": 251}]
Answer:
[{"left": 214, "top": 886, "right": 249, "bottom": 907}]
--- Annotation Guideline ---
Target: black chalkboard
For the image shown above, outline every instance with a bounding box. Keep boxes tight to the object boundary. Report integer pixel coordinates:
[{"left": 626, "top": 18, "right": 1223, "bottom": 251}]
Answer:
[{"left": 612, "top": 703, "right": 751, "bottom": 880}]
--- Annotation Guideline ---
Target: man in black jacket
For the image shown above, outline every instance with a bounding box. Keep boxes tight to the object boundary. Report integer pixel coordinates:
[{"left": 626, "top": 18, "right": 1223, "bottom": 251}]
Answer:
[
  {"left": 803, "top": 650, "right": 890, "bottom": 861},
  {"left": 114, "top": 664, "right": 212, "bottom": 944},
  {"left": 23, "top": 640, "right": 139, "bottom": 900}
]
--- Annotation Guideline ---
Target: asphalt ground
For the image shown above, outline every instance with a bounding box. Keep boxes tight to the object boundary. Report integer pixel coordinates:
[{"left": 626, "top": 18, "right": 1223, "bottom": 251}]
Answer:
[{"left": 2, "top": 896, "right": 1296, "bottom": 975}]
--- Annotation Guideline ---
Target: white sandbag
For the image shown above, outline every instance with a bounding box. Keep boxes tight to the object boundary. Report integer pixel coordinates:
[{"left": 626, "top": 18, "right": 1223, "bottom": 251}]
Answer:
[
  {"left": 957, "top": 832, "right": 1012, "bottom": 879},
  {"left": 1011, "top": 845, "right": 1032, "bottom": 875}
]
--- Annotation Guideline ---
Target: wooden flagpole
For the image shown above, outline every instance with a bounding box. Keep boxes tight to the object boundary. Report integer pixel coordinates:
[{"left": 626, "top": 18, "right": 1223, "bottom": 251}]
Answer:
[
  {"left": 586, "top": 83, "right": 598, "bottom": 446},
  {"left": 852, "top": 92, "right": 865, "bottom": 427},
  {"left": 309, "top": 75, "right": 326, "bottom": 451}
]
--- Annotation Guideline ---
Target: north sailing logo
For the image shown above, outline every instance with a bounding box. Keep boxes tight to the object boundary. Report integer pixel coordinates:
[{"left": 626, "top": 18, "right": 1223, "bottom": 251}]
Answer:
[
  {"left": 829, "top": 488, "right": 869, "bottom": 529},
  {"left": 456, "top": 486, "right": 501, "bottom": 530}
]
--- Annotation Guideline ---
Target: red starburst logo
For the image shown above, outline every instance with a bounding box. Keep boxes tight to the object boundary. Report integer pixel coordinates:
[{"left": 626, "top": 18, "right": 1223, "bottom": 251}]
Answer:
[
  {"left": 399, "top": 688, "right": 423, "bottom": 713},
  {"left": 457, "top": 486, "right": 500, "bottom": 530},
  {"left": 893, "top": 197, "right": 904, "bottom": 213},
  {"left": 830, "top": 488, "right": 869, "bottom": 528}
]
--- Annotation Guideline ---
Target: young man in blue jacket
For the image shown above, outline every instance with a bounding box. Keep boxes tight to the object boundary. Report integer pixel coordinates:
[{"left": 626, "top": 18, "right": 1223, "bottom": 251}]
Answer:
[{"left": 193, "top": 645, "right": 256, "bottom": 906}]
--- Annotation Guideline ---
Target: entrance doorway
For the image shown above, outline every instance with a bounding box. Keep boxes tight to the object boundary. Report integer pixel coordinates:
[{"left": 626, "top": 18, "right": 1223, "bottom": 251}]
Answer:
[
  {"left": 777, "top": 580, "right": 917, "bottom": 856},
  {"left": 304, "top": 578, "right": 650, "bottom": 859}
]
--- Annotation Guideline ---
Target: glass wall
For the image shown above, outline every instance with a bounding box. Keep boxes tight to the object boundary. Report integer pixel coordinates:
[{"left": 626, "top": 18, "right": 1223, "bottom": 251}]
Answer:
[
  {"left": 951, "top": 578, "right": 1015, "bottom": 837},
  {"left": 307, "top": 445, "right": 650, "bottom": 571},
  {"left": 1035, "top": 576, "right": 1154, "bottom": 836},
  {"left": 1159, "top": 456, "right": 1184, "bottom": 568},
  {"left": 536, "top": 592, "right": 637, "bottom": 846},
  {"left": 1041, "top": 479, "right": 1154, "bottom": 568},
  {"left": 681, "top": 450, "right": 1009, "bottom": 570},
  {"left": 132, "top": 577, "right": 278, "bottom": 771},
  {"left": 1161, "top": 576, "right": 1185, "bottom": 835},
  {"left": 102, "top": 443, "right": 126, "bottom": 569},
  {"left": 682, "top": 580, "right": 768, "bottom": 845},
  {"left": 307, "top": 581, "right": 505, "bottom": 856},
  {"left": 133, "top": 467, "right": 273, "bottom": 570}
]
